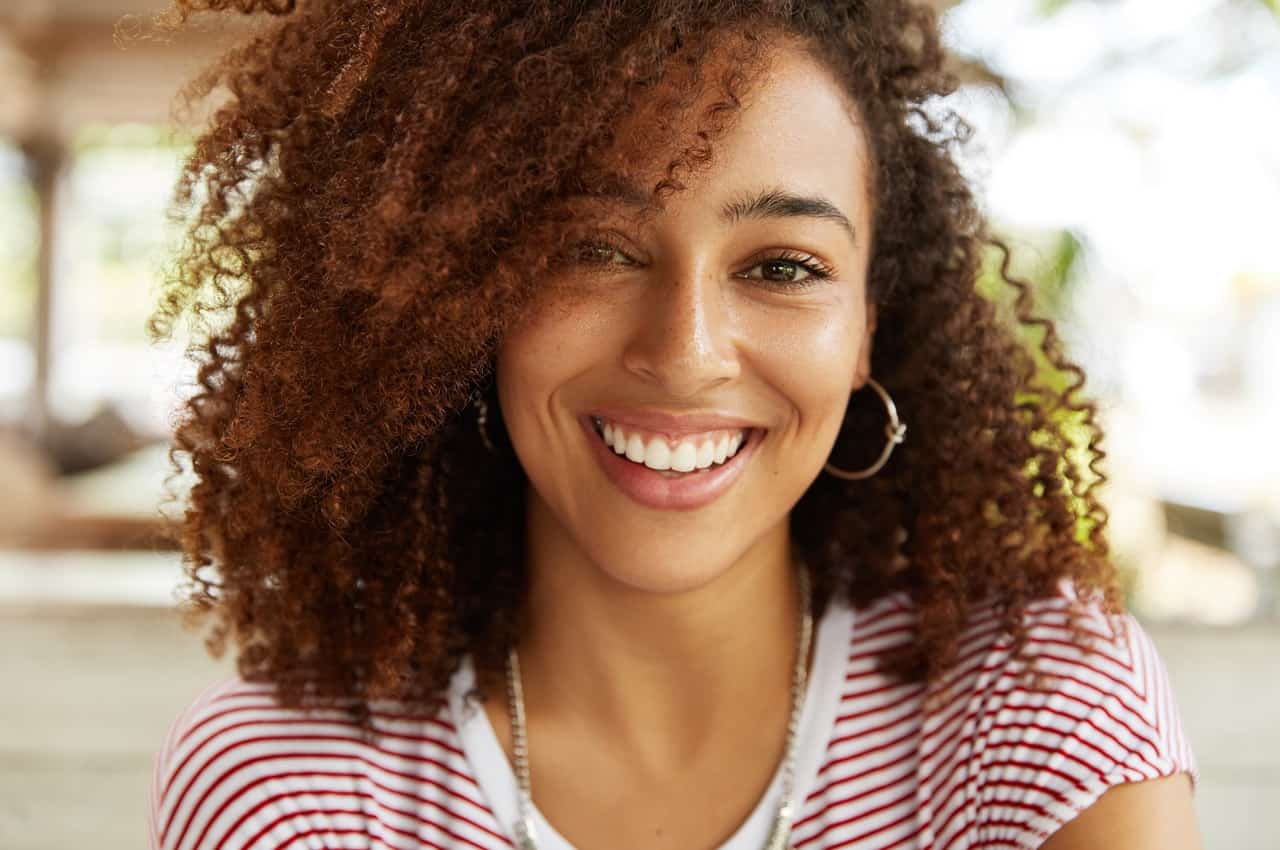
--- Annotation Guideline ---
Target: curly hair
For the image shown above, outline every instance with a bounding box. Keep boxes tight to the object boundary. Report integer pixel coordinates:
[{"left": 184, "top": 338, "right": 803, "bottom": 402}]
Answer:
[{"left": 143, "top": 0, "right": 1125, "bottom": 734}]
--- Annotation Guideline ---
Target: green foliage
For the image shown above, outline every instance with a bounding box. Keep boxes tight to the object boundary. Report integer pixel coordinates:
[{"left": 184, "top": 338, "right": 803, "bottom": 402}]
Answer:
[
  {"left": 978, "top": 228, "right": 1104, "bottom": 546},
  {"left": 1036, "top": 0, "right": 1075, "bottom": 17},
  {"left": 976, "top": 228, "right": 1083, "bottom": 394},
  {"left": 72, "top": 122, "right": 195, "bottom": 155}
]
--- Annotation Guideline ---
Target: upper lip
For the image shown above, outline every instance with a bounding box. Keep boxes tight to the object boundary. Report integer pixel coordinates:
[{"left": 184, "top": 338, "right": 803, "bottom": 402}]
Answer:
[{"left": 586, "top": 407, "right": 763, "bottom": 437}]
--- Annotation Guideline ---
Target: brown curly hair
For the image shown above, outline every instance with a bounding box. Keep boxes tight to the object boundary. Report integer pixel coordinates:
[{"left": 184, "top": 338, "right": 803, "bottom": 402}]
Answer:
[{"left": 142, "top": 0, "right": 1125, "bottom": 733}]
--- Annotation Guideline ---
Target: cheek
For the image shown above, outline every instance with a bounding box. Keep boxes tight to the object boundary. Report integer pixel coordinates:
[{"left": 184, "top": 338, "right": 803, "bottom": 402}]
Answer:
[
  {"left": 500, "top": 283, "right": 621, "bottom": 363},
  {"left": 495, "top": 298, "right": 609, "bottom": 433},
  {"left": 495, "top": 322, "right": 560, "bottom": 440},
  {"left": 747, "top": 306, "right": 864, "bottom": 431}
]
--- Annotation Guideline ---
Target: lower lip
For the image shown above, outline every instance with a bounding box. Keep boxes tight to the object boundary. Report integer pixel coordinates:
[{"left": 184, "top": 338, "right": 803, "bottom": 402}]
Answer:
[{"left": 579, "top": 416, "right": 762, "bottom": 511}]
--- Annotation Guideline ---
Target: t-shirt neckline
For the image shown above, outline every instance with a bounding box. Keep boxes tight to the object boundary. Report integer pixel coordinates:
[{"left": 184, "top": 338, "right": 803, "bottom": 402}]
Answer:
[{"left": 447, "top": 595, "right": 855, "bottom": 850}]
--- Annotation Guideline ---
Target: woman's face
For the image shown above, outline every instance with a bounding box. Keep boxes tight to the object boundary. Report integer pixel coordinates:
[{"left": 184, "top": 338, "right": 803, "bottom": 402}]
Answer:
[{"left": 496, "top": 45, "right": 876, "bottom": 593}]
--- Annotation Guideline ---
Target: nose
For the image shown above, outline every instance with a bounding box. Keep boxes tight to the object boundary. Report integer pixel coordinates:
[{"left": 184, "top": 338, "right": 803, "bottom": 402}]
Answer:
[{"left": 621, "top": 266, "right": 741, "bottom": 396}]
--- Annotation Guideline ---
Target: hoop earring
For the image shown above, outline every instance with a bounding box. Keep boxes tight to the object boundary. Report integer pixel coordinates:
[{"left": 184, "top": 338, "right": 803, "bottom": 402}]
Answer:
[
  {"left": 823, "top": 377, "right": 906, "bottom": 481},
  {"left": 473, "top": 392, "right": 498, "bottom": 455}
]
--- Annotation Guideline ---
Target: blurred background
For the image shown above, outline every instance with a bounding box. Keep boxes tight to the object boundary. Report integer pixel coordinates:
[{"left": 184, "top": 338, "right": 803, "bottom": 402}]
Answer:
[{"left": 0, "top": 0, "right": 1276, "bottom": 848}]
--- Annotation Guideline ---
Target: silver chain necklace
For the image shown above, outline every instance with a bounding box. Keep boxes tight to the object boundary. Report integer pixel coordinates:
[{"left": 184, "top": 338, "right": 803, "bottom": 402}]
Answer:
[{"left": 504, "top": 566, "right": 813, "bottom": 850}]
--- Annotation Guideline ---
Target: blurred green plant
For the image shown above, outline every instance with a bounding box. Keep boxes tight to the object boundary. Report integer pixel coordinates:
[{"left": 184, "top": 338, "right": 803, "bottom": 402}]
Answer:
[
  {"left": 976, "top": 228, "right": 1105, "bottom": 550},
  {"left": 1036, "top": 0, "right": 1074, "bottom": 17}
]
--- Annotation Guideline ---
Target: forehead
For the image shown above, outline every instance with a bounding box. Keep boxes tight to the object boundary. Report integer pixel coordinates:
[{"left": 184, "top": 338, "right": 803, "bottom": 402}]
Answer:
[{"left": 580, "top": 39, "right": 872, "bottom": 227}]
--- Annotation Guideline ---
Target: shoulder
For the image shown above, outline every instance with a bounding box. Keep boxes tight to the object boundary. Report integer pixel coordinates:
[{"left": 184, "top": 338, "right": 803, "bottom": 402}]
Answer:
[
  {"left": 939, "top": 588, "right": 1200, "bottom": 848},
  {"left": 833, "top": 586, "right": 1199, "bottom": 850},
  {"left": 148, "top": 675, "right": 497, "bottom": 850}
]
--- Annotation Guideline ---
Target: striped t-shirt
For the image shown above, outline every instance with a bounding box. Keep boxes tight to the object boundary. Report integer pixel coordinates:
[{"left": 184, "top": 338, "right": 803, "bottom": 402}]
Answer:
[{"left": 149, "top": 589, "right": 1198, "bottom": 850}]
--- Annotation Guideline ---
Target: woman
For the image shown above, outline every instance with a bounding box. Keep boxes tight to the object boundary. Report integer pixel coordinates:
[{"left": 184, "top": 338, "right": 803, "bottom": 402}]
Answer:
[{"left": 146, "top": 1, "right": 1200, "bottom": 849}]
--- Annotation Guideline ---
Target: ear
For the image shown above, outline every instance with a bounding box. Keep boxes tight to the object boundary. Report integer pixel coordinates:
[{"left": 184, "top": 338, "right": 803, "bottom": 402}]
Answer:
[{"left": 855, "top": 300, "right": 877, "bottom": 385}]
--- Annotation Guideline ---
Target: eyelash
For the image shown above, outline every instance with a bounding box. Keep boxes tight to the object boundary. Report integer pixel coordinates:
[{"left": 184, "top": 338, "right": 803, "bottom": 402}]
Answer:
[{"left": 571, "top": 236, "right": 835, "bottom": 290}]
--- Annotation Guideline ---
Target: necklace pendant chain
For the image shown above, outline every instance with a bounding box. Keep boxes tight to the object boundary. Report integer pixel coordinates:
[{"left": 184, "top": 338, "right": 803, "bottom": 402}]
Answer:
[
  {"left": 763, "top": 801, "right": 795, "bottom": 850},
  {"left": 505, "top": 565, "right": 814, "bottom": 850},
  {"left": 515, "top": 812, "right": 540, "bottom": 850}
]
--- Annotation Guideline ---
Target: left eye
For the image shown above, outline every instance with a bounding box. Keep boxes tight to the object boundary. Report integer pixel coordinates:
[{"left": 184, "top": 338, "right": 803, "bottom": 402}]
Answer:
[{"left": 741, "top": 256, "right": 830, "bottom": 285}]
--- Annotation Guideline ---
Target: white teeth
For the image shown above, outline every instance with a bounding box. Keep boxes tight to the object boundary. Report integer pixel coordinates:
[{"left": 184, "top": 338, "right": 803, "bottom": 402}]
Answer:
[
  {"left": 643, "top": 438, "right": 671, "bottom": 470},
  {"left": 593, "top": 417, "right": 750, "bottom": 472},
  {"left": 670, "top": 441, "right": 697, "bottom": 472},
  {"left": 695, "top": 440, "right": 715, "bottom": 469}
]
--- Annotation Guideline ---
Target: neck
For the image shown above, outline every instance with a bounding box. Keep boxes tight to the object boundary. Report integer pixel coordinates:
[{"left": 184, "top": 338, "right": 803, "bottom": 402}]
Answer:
[{"left": 508, "top": 489, "right": 809, "bottom": 781}]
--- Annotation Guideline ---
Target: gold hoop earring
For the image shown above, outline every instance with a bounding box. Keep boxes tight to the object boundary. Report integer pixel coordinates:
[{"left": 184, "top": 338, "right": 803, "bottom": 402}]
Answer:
[{"left": 823, "top": 377, "right": 906, "bottom": 481}]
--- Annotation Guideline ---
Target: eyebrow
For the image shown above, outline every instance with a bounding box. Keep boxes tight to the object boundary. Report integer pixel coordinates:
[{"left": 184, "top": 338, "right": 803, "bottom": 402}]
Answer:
[
  {"left": 569, "top": 174, "right": 858, "bottom": 248},
  {"left": 720, "top": 186, "right": 858, "bottom": 248}
]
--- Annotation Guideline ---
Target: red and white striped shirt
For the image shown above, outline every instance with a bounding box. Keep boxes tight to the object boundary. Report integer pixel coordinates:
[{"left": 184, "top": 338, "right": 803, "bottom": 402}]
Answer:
[{"left": 149, "top": 588, "right": 1198, "bottom": 850}]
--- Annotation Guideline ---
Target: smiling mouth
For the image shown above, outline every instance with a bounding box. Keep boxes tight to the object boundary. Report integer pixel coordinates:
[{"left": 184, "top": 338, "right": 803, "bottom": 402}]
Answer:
[{"left": 589, "top": 416, "right": 761, "bottom": 476}]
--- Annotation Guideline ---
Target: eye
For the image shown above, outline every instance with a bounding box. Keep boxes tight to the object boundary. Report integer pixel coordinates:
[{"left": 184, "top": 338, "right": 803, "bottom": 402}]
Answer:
[
  {"left": 569, "top": 237, "right": 636, "bottom": 268},
  {"left": 739, "top": 251, "right": 835, "bottom": 289}
]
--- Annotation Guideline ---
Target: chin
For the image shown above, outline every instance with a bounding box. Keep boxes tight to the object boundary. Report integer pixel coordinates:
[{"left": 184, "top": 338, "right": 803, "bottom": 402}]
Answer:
[{"left": 588, "top": 540, "right": 741, "bottom": 596}]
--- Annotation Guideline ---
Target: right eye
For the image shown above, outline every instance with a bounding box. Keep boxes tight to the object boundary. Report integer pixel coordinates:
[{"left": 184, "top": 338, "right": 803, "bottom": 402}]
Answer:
[{"left": 571, "top": 237, "right": 635, "bottom": 268}]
